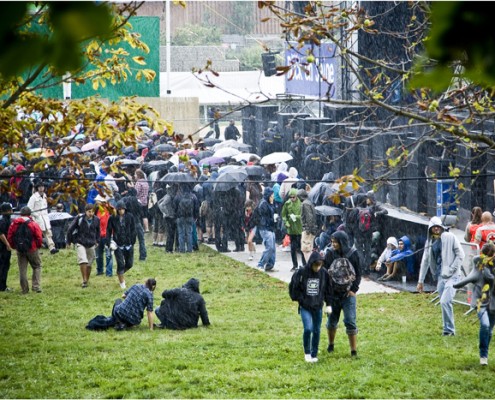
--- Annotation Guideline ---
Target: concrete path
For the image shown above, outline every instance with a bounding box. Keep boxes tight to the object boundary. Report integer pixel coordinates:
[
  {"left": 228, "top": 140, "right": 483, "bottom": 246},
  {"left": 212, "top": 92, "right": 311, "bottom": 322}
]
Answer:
[{"left": 204, "top": 242, "right": 399, "bottom": 294}]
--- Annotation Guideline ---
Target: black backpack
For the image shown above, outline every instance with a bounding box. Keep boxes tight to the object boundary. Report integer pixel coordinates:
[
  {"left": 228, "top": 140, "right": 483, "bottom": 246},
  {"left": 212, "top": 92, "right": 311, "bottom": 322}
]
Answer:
[
  {"left": 328, "top": 249, "right": 356, "bottom": 292},
  {"left": 177, "top": 194, "right": 194, "bottom": 218},
  {"left": 289, "top": 267, "right": 304, "bottom": 301},
  {"left": 14, "top": 219, "right": 33, "bottom": 254}
]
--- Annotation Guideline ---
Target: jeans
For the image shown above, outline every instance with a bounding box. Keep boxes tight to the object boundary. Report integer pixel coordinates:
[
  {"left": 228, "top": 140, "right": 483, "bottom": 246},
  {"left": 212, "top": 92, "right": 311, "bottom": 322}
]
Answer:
[
  {"left": 289, "top": 234, "right": 305, "bottom": 268},
  {"left": 0, "top": 251, "right": 12, "bottom": 291},
  {"left": 96, "top": 238, "right": 113, "bottom": 276},
  {"left": 300, "top": 307, "right": 323, "bottom": 358},
  {"left": 478, "top": 308, "right": 495, "bottom": 358},
  {"left": 257, "top": 229, "right": 276, "bottom": 269},
  {"left": 164, "top": 217, "right": 176, "bottom": 252},
  {"left": 326, "top": 294, "right": 358, "bottom": 335},
  {"left": 177, "top": 217, "right": 194, "bottom": 253},
  {"left": 135, "top": 221, "right": 147, "bottom": 260},
  {"left": 437, "top": 274, "right": 460, "bottom": 335}
]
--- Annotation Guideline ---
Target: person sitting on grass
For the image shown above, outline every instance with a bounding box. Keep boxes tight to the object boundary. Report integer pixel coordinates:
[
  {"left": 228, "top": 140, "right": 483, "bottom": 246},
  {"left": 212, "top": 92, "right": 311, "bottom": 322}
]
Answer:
[
  {"left": 155, "top": 278, "right": 210, "bottom": 330},
  {"left": 112, "top": 278, "right": 156, "bottom": 331}
]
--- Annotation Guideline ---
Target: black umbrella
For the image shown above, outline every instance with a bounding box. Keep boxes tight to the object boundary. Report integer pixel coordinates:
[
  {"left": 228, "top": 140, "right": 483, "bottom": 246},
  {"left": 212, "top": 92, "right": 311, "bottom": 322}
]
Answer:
[
  {"left": 202, "top": 138, "right": 222, "bottom": 147},
  {"left": 315, "top": 205, "right": 343, "bottom": 217},
  {"left": 246, "top": 165, "right": 266, "bottom": 177},
  {"left": 160, "top": 172, "right": 196, "bottom": 184},
  {"left": 195, "top": 150, "right": 214, "bottom": 161},
  {"left": 214, "top": 170, "right": 248, "bottom": 192},
  {"left": 153, "top": 143, "right": 177, "bottom": 153}
]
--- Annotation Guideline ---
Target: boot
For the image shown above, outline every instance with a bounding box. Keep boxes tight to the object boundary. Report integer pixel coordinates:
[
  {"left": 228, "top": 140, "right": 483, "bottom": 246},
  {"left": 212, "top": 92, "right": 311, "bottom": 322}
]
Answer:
[{"left": 348, "top": 334, "right": 357, "bottom": 357}]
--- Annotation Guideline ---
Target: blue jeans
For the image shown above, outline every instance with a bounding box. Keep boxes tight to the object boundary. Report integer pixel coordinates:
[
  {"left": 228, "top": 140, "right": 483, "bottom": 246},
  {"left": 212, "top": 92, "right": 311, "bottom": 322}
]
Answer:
[
  {"left": 300, "top": 307, "right": 323, "bottom": 358},
  {"left": 478, "top": 308, "right": 495, "bottom": 358},
  {"left": 437, "top": 274, "right": 460, "bottom": 335},
  {"left": 257, "top": 229, "right": 276, "bottom": 269},
  {"left": 326, "top": 294, "right": 358, "bottom": 335},
  {"left": 177, "top": 217, "right": 194, "bottom": 253},
  {"left": 135, "top": 221, "right": 147, "bottom": 260},
  {"left": 96, "top": 237, "right": 113, "bottom": 276}
]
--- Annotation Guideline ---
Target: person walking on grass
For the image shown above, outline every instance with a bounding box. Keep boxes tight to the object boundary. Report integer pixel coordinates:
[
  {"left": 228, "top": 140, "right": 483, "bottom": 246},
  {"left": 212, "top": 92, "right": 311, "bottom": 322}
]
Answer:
[
  {"left": 324, "top": 230, "right": 361, "bottom": 357},
  {"left": 298, "top": 188, "right": 318, "bottom": 263},
  {"left": 454, "top": 243, "right": 495, "bottom": 366},
  {"left": 67, "top": 204, "right": 100, "bottom": 288},
  {"left": 417, "top": 216, "right": 465, "bottom": 336},
  {"left": 106, "top": 201, "right": 136, "bottom": 289},
  {"left": 7, "top": 206, "right": 43, "bottom": 294},
  {"left": 289, "top": 252, "right": 332, "bottom": 363},
  {"left": 112, "top": 278, "right": 156, "bottom": 331}
]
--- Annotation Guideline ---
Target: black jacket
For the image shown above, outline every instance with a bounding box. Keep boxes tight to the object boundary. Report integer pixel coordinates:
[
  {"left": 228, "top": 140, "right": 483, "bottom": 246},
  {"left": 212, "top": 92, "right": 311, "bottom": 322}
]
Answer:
[
  {"left": 324, "top": 230, "right": 361, "bottom": 295},
  {"left": 106, "top": 212, "right": 136, "bottom": 246},
  {"left": 67, "top": 214, "right": 100, "bottom": 248},
  {"left": 156, "top": 278, "right": 210, "bottom": 330},
  {"left": 292, "top": 252, "right": 332, "bottom": 311}
]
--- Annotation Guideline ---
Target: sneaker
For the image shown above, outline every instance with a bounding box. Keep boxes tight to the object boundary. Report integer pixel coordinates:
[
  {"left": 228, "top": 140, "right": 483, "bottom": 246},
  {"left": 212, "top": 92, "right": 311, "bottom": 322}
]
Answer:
[
  {"left": 248, "top": 255, "right": 254, "bottom": 261},
  {"left": 50, "top": 248, "right": 59, "bottom": 255},
  {"left": 351, "top": 350, "right": 358, "bottom": 357},
  {"left": 327, "top": 344, "right": 334, "bottom": 353},
  {"left": 34, "top": 288, "right": 42, "bottom": 293},
  {"left": 309, "top": 357, "right": 318, "bottom": 363},
  {"left": 81, "top": 282, "right": 88, "bottom": 288},
  {"left": 480, "top": 357, "right": 488, "bottom": 366},
  {"left": 304, "top": 354, "right": 313, "bottom": 362},
  {"left": 442, "top": 332, "right": 455, "bottom": 336},
  {"left": 290, "top": 266, "right": 297, "bottom": 272},
  {"left": 120, "top": 282, "right": 126, "bottom": 289}
]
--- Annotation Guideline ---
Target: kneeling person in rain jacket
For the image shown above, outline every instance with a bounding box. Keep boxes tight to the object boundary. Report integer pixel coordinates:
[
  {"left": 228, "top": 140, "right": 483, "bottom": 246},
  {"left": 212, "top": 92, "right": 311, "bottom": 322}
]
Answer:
[{"left": 155, "top": 278, "right": 210, "bottom": 329}]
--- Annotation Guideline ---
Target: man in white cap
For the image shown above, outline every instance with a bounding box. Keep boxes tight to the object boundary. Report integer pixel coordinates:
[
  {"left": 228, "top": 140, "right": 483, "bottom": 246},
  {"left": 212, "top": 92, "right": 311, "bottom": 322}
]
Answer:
[{"left": 417, "top": 216, "right": 465, "bottom": 336}]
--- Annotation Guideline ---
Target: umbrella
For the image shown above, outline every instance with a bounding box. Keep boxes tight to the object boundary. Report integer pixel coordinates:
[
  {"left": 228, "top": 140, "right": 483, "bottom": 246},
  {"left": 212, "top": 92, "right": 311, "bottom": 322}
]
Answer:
[
  {"left": 245, "top": 165, "right": 266, "bottom": 177},
  {"left": 48, "top": 212, "right": 74, "bottom": 221},
  {"left": 213, "top": 140, "right": 251, "bottom": 152},
  {"left": 213, "top": 147, "right": 241, "bottom": 158},
  {"left": 233, "top": 153, "right": 260, "bottom": 163},
  {"left": 81, "top": 140, "right": 106, "bottom": 152},
  {"left": 148, "top": 160, "right": 173, "bottom": 167},
  {"left": 218, "top": 165, "right": 245, "bottom": 174},
  {"left": 61, "top": 146, "right": 82, "bottom": 155},
  {"left": 27, "top": 148, "right": 55, "bottom": 158},
  {"left": 331, "top": 181, "right": 357, "bottom": 194},
  {"left": 315, "top": 205, "right": 343, "bottom": 217},
  {"left": 213, "top": 170, "right": 248, "bottom": 191},
  {"left": 201, "top": 138, "right": 222, "bottom": 147},
  {"left": 195, "top": 150, "right": 214, "bottom": 160},
  {"left": 260, "top": 152, "right": 293, "bottom": 165},
  {"left": 116, "top": 158, "right": 141, "bottom": 166},
  {"left": 153, "top": 143, "right": 176, "bottom": 153},
  {"left": 198, "top": 156, "right": 225, "bottom": 166},
  {"left": 308, "top": 182, "right": 336, "bottom": 205},
  {"left": 175, "top": 149, "right": 198, "bottom": 156},
  {"left": 160, "top": 172, "right": 196, "bottom": 184}
]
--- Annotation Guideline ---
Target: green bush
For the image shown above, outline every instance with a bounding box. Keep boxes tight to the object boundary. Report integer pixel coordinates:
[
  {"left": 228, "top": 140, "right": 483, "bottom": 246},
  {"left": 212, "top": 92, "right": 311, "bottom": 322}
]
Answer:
[{"left": 170, "top": 24, "right": 222, "bottom": 46}]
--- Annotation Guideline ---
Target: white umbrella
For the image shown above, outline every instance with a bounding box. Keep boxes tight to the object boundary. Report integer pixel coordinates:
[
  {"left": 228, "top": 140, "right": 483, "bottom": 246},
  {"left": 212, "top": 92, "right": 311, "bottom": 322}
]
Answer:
[
  {"left": 81, "top": 140, "right": 106, "bottom": 152},
  {"left": 213, "top": 147, "right": 241, "bottom": 158},
  {"left": 48, "top": 212, "right": 74, "bottom": 221},
  {"left": 212, "top": 140, "right": 251, "bottom": 151},
  {"left": 233, "top": 153, "right": 261, "bottom": 163},
  {"left": 260, "top": 152, "right": 293, "bottom": 165}
]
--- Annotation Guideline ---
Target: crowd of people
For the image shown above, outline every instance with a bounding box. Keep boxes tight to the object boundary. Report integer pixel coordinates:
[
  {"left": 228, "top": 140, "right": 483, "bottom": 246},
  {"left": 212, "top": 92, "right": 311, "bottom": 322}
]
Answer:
[{"left": 1, "top": 121, "right": 494, "bottom": 367}]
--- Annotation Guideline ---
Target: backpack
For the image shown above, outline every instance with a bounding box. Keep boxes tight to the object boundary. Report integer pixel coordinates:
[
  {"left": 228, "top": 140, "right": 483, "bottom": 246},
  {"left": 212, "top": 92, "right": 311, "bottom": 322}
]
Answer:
[
  {"left": 328, "top": 250, "right": 356, "bottom": 292},
  {"left": 85, "top": 315, "right": 116, "bottom": 331},
  {"left": 177, "top": 194, "right": 194, "bottom": 218},
  {"left": 68, "top": 215, "right": 83, "bottom": 241},
  {"left": 289, "top": 267, "right": 304, "bottom": 301},
  {"left": 14, "top": 219, "right": 33, "bottom": 254},
  {"left": 357, "top": 207, "right": 372, "bottom": 233}
]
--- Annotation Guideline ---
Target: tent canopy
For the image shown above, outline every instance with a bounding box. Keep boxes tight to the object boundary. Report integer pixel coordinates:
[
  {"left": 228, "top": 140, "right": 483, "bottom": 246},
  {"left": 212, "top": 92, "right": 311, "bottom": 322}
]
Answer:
[{"left": 160, "top": 71, "right": 286, "bottom": 105}]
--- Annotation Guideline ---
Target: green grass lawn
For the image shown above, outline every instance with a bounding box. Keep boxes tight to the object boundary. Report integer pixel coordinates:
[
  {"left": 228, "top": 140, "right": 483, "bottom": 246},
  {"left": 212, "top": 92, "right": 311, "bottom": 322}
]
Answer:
[{"left": 0, "top": 243, "right": 492, "bottom": 399}]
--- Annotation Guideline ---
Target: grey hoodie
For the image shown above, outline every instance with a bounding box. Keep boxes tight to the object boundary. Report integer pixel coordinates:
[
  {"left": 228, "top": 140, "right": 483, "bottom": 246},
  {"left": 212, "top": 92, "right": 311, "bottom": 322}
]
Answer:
[{"left": 418, "top": 216, "right": 465, "bottom": 283}]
